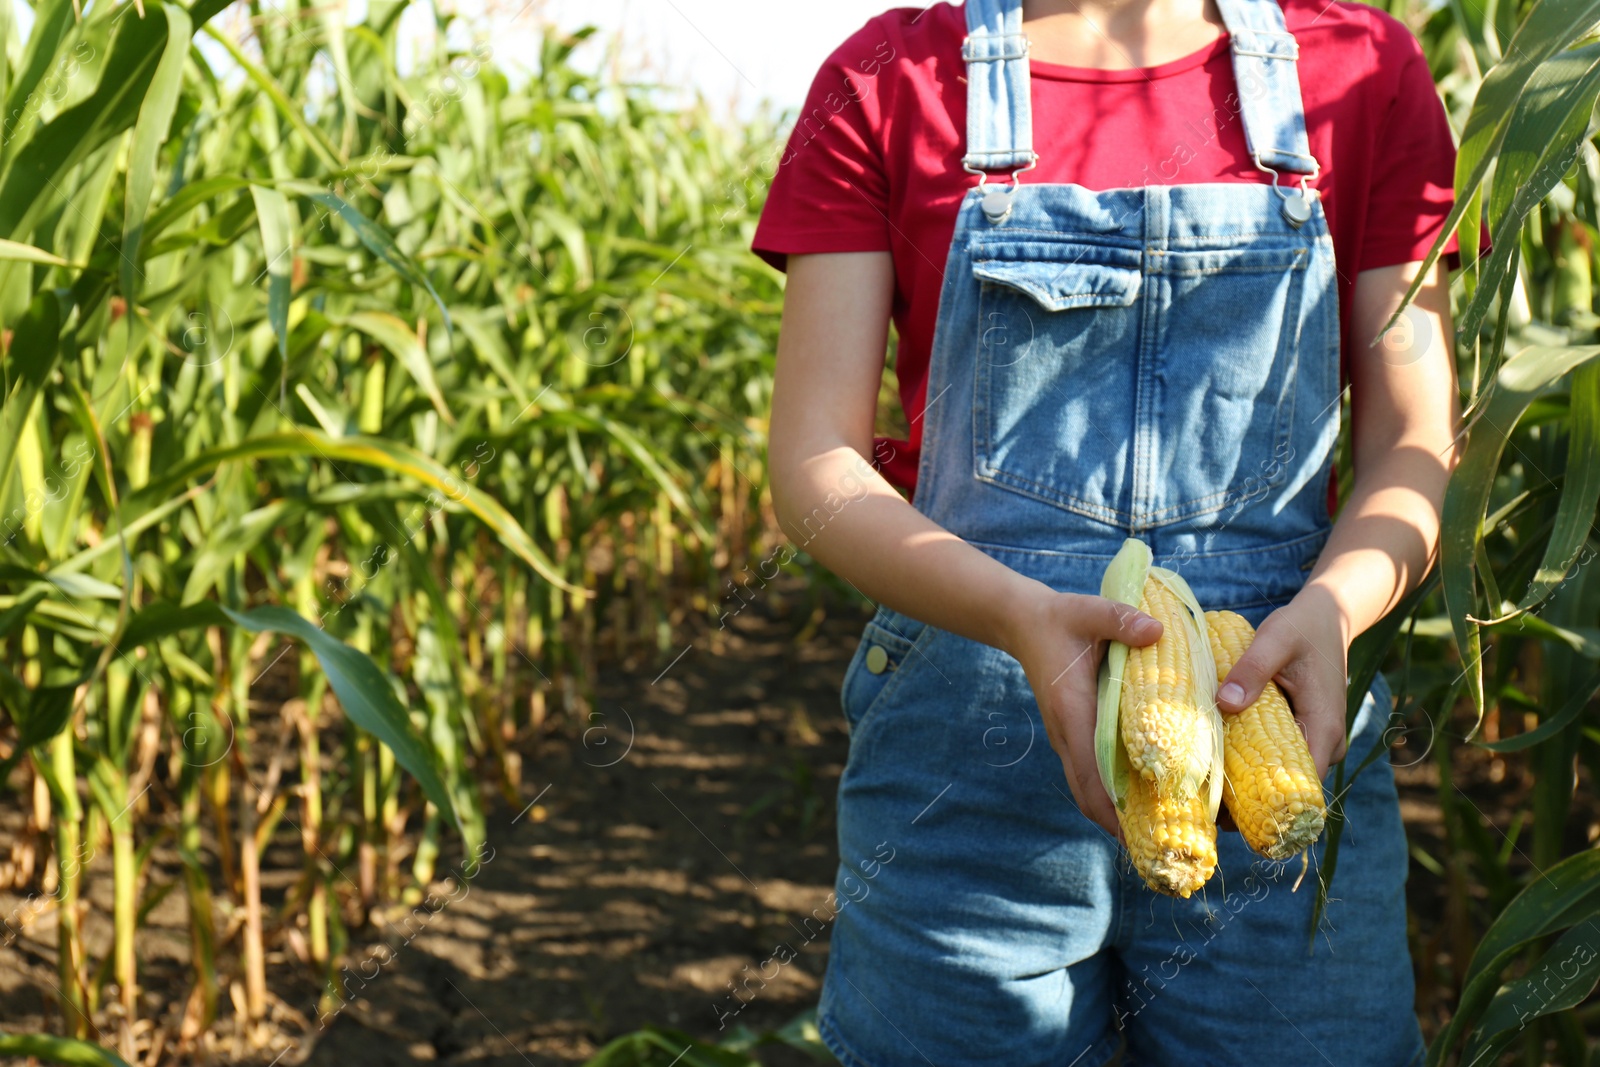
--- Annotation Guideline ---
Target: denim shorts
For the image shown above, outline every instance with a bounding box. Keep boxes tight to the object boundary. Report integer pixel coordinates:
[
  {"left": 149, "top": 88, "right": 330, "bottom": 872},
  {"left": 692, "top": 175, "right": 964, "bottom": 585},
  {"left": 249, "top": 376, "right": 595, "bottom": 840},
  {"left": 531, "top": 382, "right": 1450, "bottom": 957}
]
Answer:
[{"left": 815, "top": 606, "right": 1424, "bottom": 1067}]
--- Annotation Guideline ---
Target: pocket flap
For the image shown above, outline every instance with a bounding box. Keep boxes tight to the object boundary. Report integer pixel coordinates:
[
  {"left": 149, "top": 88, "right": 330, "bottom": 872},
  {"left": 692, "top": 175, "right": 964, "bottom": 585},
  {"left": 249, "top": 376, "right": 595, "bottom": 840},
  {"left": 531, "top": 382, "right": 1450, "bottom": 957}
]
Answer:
[{"left": 972, "top": 258, "right": 1142, "bottom": 311}]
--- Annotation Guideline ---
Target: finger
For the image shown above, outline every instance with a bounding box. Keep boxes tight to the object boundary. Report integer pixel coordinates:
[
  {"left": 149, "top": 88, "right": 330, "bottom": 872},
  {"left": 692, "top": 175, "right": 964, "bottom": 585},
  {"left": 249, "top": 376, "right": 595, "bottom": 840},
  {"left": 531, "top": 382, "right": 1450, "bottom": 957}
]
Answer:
[
  {"left": 1053, "top": 746, "right": 1121, "bottom": 842},
  {"left": 1060, "top": 650, "right": 1124, "bottom": 842},
  {"left": 1307, "top": 699, "right": 1350, "bottom": 780},
  {"left": 1039, "top": 662, "right": 1121, "bottom": 841},
  {"left": 1080, "top": 594, "right": 1163, "bottom": 648},
  {"left": 1217, "top": 625, "right": 1295, "bottom": 714},
  {"left": 1276, "top": 671, "right": 1349, "bottom": 779}
]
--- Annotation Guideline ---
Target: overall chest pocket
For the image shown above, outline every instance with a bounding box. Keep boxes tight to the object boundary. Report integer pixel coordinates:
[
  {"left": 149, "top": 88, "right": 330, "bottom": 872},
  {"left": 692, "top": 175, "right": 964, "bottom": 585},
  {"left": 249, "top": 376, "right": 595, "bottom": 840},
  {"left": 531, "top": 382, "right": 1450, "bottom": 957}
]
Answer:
[
  {"left": 970, "top": 234, "right": 1317, "bottom": 526},
  {"left": 972, "top": 237, "right": 1146, "bottom": 523},
  {"left": 1144, "top": 243, "right": 1313, "bottom": 523}
]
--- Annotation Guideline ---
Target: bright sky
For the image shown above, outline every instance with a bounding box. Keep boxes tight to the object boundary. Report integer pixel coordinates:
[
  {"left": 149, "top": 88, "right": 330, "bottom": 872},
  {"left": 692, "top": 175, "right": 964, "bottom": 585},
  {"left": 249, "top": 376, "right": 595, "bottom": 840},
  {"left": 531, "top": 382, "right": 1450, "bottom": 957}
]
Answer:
[
  {"left": 11, "top": 0, "right": 930, "bottom": 118},
  {"left": 463, "top": 0, "right": 930, "bottom": 116}
]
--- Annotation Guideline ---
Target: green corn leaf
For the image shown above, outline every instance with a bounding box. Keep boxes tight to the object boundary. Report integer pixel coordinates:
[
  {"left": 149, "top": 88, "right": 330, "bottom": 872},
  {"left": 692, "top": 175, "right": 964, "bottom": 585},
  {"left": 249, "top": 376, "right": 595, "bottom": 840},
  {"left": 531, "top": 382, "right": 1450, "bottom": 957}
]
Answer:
[
  {"left": 141, "top": 175, "right": 252, "bottom": 245},
  {"left": 59, "top": 143, "right": 120, "bottom": 273},
  {"left": 119, "top": 3, "right": 190, "bottom": 301},
  {"left": 199, "top": 25, "right": 344, "bottom": 174},
  {"left": 110, "top": 598, "right": 458, "bottom": 826},
  {"left": 0, "top": 0, "right": 9, "bottom": 108},
  {"left": 455, "top": 307, "right": 527, "bottom": 407},
  {"left": 123, "top": 428, "right": 578, "bottom": 592},
  {"left": 0, "top": 3, "right": 174, "bottom": 241},
  {"left": 1429, "top": 849, "right": 1600, "bottom": 1065},
  {"left": 0, "top": 586, "right": 48, "bottom": 638},
  {"left": 42, "top": 572, "right": 124, "bottom": 601},
  {"left": 1490, "top": 363, "right": 1600, "bottom": 620},
  {"left": 0, "top": 0, "right": 75, "bottom": 163},
  {"left": 0, "top": 1032, "right": 132, "bottom": 1066},
  {"left": 1480, "top": 663, "right": 1600, "bottom": 752},
  {"left": 1441, "top": 344, "right": 1600, "bottom": 728},
  {"left": 534, "top": 204, "right": 593, "bottom": 286},
  {"left": 564, "top": 407, "right": 706, "bottom": 541},
  {"left": 0, "top": 290, "right": 61, "bottom": 512},
  {"left": 117, "top": 599, "right": 229, "bottom": 650},
  {"left": 340, "top": 310, "right": 454, "bottom": 425},
  {"left": 0, "top": 669, "right": 88, "bottom": 784},
  {"left": 183, "top": 498, "right": 341, "bottom": 604},
  {"left": 1501, "top": 614, "right": 1600, "bottom": 658},
  {"left": 1456, "top": 44, "right": 1600, "bottom": 344},
  {"left": 294, "top": 382, "right": 347, "bottom": 437},
  {"left": 1382, "top": 0, "right": 1600, "bottom": 334},
  {"left": 583, "top": 1027, "right": 759, "bottom": 1067},
  {"left": 297, "top": 187, "right": 452, "bottom": 332},
  {"left": 319, "top": 2, "right": 361, "bottom": 151},
  {"left": 0, "top": 238, "right": 71, "bottom": 266},
  {"left": 249, "top": 183, "right": 293, "bottom": 364},
  {"left": 8, "top": 679, "right": 77, "bottom": 750},
  {"left": 223, "top": 604, "right": 459, "bottom": 830},
  {"left": 189, "top": 0, "right": 240, "bottom": 28},
  {"left": 1094, "top": 537, "right": 1150, "bottom": 808},
  {"left": 1462, "top": 920, "right": 1600, "bottom": 1067}
]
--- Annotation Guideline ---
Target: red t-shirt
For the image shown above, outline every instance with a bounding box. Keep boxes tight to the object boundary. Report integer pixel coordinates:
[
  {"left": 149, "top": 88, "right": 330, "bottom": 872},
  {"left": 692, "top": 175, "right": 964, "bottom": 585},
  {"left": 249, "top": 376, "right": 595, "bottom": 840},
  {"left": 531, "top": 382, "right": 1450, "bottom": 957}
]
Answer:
[{"left": 752, "top": 0, "right": 1461, "bottom": 494}]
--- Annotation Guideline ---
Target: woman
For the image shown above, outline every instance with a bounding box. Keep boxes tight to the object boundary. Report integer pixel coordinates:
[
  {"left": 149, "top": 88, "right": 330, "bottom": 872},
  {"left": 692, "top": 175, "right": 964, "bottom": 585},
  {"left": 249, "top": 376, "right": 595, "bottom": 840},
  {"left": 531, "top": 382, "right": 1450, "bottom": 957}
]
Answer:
[{"left": 755, "top": 0, "right": 1459, "bottom": 1062}]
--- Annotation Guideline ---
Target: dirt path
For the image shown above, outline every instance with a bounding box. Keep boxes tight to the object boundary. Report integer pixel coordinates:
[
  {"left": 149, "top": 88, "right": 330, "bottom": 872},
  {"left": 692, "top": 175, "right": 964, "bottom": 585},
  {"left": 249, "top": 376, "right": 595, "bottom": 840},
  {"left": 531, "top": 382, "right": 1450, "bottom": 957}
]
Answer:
[{"left": 303, "top": 594, "right": 862, "bottom": 1064}]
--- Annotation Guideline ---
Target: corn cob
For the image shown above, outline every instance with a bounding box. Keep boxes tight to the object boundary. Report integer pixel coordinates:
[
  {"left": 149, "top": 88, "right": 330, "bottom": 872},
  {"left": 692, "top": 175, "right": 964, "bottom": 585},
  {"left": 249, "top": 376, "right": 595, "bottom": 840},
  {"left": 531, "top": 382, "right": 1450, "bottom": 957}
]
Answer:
[
  {"left": 1204, "top": 610, "right": 1327, "bottom": 860},
  {"left": 1121, "top": 575, "right": 1216, "bottom": 802},
  {"left": 1095, "top": 539, "right": 1227, "bottom": 896},
  {"left": 1116, "top": 760, "right": 1218, "bottom": 898}
]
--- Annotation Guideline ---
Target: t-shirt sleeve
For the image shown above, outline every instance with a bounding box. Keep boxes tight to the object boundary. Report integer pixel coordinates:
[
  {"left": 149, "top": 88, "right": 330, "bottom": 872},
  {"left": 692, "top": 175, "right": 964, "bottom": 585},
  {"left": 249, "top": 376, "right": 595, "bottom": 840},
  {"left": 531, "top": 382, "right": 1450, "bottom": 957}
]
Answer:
[
  {"left": 1359, "top": 33, "right": 1462, "bottom": 272},
  {"left": 750, "top": 26, "right": 895, "bottom": 273}
]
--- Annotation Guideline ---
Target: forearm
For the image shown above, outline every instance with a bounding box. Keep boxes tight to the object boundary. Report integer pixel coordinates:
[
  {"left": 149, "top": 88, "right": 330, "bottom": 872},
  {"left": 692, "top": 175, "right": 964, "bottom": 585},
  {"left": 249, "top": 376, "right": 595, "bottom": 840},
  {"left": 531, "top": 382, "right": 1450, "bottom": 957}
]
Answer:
[
  {"left": 770, "top": 440, "right": 1045, "bottom": 653},
  {"left": 768, "top": 250, "right": 1053, "bottom": 655},
  {"left": 1300, "top": 259, "right": 1459, "bottom": 647},
  {"left": 1301, "top": 447, "right": 1449, "bottom": 647}
]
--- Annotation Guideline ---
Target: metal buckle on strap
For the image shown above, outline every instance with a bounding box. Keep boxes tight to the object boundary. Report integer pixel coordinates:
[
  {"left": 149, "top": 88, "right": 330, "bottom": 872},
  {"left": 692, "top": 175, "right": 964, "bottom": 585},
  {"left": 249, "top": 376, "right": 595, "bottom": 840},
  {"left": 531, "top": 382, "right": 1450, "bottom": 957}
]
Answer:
[
  {"left": 961, "top": 32, "right": 1031, "bottom": 62},
  {"left": 962, "top": 154, "right": 1040, "bottom": 224},
  {"left": 1252, "top": 150, "right": 1321, "bottom": 179},
  {"left": 1252, "top": 153, "right": 1321, "bottom": 227},
  {"left": 1229, "top": 30, "right": 1300, "bottom": 60},
  {"left": 1231, "top": 45, "right": 1300, "bottom": 59}
]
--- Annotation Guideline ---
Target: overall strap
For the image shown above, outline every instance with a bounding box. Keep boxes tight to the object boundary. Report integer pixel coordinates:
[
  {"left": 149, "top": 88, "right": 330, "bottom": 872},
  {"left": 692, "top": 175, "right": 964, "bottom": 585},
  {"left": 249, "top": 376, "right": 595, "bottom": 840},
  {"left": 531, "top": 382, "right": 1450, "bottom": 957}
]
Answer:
[
  {"left": 1211, "top": 0, "right": 1318, "bottom": 176},
  {"left": 961, "top": 0, "right": 1037, "bottom": 174}
]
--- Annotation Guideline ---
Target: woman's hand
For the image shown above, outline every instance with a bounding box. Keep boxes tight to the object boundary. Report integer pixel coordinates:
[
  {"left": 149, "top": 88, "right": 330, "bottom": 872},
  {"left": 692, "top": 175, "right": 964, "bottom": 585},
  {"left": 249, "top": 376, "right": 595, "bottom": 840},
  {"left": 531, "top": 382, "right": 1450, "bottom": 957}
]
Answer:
[
  {"left": 1214, "top": 584, "right": 1351, "bottom": 779},
  {"left": 1003, "top": 587, "right": 1164, "bottom": 841}
]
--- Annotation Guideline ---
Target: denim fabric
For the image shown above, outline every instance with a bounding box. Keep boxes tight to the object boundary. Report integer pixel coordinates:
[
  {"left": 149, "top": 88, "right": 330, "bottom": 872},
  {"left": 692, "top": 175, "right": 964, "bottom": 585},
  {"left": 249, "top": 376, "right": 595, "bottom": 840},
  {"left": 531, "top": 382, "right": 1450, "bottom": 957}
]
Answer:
[
  {"left": 1212, "top": 0, "right": 1319, "bottom": 175},
  {"left": 920, "top": 183, "right": 1343, "bottom": 580},
  {"left": 817, "top": 0, "right": 1423, "bottom": 1063},
  {"left": 962, "top": 0, "right": 1034, "bottom": 172},
  {"left": 821, "top": 619, "right": 1419, "bottom": 1067},
  {"left": 963, "top": 0, "right": 1317, "bottom": 177}
]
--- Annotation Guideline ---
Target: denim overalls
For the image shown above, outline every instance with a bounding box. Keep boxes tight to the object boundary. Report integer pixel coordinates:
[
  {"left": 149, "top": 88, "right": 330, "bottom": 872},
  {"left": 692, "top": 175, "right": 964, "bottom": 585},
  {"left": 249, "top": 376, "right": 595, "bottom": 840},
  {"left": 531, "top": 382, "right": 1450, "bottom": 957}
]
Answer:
[{"left": 816, "top": 0, "right": 1423, "bottom": 1063}]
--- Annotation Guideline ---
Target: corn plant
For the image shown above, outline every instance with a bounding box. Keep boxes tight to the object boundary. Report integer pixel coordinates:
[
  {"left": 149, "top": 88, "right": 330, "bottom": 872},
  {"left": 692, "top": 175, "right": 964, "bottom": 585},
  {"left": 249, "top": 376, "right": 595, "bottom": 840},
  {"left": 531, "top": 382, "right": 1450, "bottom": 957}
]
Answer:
[
  {"left": 0, "top": 0, "right": 781, "bottom": 1060},
  {"left": 1318, "top": 0, "right": 1600, "bottom": 1061}
]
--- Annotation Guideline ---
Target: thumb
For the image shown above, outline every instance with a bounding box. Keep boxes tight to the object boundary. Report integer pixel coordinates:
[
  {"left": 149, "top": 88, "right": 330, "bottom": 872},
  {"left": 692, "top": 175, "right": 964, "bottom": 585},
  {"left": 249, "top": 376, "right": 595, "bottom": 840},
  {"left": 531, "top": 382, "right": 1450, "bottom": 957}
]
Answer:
[
  {"left": 1216, "top": 629, "right": 1292, "bottom": 714},
  {"left": 1083, "top": 594, "right": 1163, "bottom": 647}
]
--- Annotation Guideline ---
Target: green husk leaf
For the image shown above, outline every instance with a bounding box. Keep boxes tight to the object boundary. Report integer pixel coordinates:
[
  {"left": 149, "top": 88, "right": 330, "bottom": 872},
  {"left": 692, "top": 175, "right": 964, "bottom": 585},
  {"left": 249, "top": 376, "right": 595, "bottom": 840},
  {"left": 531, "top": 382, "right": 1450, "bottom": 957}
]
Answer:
[{"left": 1096, "top": 537, "right": 1152, "bottom": 808}]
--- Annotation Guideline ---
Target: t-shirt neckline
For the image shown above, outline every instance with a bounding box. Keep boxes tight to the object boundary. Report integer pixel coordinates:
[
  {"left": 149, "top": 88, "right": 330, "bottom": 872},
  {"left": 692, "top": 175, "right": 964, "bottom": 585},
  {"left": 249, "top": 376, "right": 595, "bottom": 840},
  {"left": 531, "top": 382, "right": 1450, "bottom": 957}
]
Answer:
[{"left": 1027, "top": 33, "right": 1232, "bottom": 83}]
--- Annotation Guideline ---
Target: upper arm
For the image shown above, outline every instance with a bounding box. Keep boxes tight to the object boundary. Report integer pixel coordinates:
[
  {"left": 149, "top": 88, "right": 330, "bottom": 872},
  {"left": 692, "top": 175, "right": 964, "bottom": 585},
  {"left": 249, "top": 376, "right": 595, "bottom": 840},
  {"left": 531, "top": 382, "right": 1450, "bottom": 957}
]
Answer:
[
  {"left": 768, "top": 251, "right": 896, "bottom": 467},
  {"left": 1347, "top": 260, "right": 1459, "bottom": 472},
  {"left": 1356, "top": 21, "right": 1461, "bottom": 274}
]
